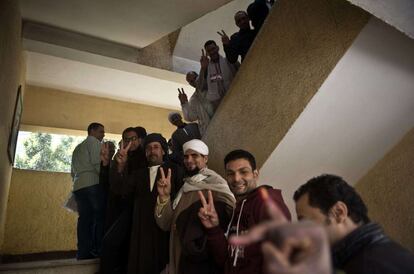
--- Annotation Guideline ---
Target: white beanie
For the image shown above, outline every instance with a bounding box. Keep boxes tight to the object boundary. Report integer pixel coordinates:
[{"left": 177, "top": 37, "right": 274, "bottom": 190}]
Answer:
[{"left": 183, "top": 139, "right": 209, "bottom": 155}]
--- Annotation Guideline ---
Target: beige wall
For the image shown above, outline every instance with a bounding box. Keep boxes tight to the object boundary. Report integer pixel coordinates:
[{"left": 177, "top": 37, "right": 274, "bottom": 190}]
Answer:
[
  {"left": 0, "top": 0, "right": 25, "bottom": 251},
  {"left": 22, "top": 85, "right": 178, "bottom": 137},
  {"left": 203, "top": 0, "right": 370, "bottom": 174},
  {"left": 356, "top": 128, "right": 414, "bottom": 252},
  {"left": 3, "top": 169, "right": 76, "bottom": 254}
]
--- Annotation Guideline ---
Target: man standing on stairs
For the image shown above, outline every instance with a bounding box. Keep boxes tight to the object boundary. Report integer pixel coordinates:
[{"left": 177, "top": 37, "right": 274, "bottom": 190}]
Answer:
[
  {"left": 155, "top": 139, "right": 235, "bottom": 274},
  {"left": 168, "top": 112, "right": 201, "bottom": 164},
  {"left": 110, "top": 133, "right": 184, "bottom": 274},
  {"left": 218, "top": 11, "right": 257, "bottom": 63},
  {"left": 198, "top": 149, "right": 291, "bottom": 274},
  {"left": 71, "top": 122, "right": 106, "bottom": 260},
  {"left": 203, "top": 40, "right": 239, "bottom": 110},
  {"left": 177, "top": 70, "right": 215, "bottom": 136}
]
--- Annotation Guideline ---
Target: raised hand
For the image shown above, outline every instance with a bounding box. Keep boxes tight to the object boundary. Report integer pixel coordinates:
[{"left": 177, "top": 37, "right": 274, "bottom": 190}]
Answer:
[
  {"left": 157, "top": 168, "right": 171, "bottom": 202},
  {"left": 178, "top": 88, "right": 188, "bottom": 104},
  {"left": 115, "top": 140, "right": 131, "bottom": 172},
  {"left": 217, "top": 30, "right": 230, "bottom": 45},
  {"left": 198, "top": 190, "right": 219, "bottom": 228},
  {"left": 229, "top": 188, "right": 331, "bottom": 274},
  {"left": 100, "top": 142, "right": 110, "bottom": 166},
  {"left": 200, "top": 49, "right": 209, "bottom": 69}
]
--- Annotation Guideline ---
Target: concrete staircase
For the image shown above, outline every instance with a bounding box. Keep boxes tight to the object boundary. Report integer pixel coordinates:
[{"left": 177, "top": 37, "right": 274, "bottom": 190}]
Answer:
[{"left": 0, "top": 258, "right": 98, "bottom": 274}]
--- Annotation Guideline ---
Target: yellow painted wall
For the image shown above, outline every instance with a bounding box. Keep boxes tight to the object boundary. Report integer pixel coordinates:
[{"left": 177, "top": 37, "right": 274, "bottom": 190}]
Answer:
[
  {"left": 356, "top": 127, "right": 414, "bottom": 252},
  {"left": 203, "top": 0, "right": 370, "bottom": 174},
  {"left": 2, "top": 85, "right": 182, "bottom": 254},
  {"left": 22, "top": 85, "right": 177, "bottom": 137},
  {"left": 3, "top": 169, "right": 76, "bottom": 254},
  {"left": 0, "top": 0, "right": 25, "bottom": 251}
]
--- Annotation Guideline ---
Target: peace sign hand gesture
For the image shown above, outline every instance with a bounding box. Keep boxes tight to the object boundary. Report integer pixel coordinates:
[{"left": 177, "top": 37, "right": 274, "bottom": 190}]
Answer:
[
  {"left": 217, "top": 30, "right": 230, "bottom": 45},
  {"left": 198, "top": 190, "right": 219, "bottom": 228},
  {"left": 115, "top": 140, "right": 131, "bottom": 172},
  {"left": 200, "top": 49, "right": 209, "bottom": 69},
  {"left": 178, "top": 88, "right": 188, "bottom": 104},
  {"left": 157, "top": 168, "right": 172, "bottom": 202}
]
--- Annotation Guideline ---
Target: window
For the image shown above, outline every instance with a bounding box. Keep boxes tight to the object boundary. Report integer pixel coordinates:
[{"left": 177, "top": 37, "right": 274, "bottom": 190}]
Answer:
[{"left": 14, "top": 131, "right": 86, "bottom": 172}]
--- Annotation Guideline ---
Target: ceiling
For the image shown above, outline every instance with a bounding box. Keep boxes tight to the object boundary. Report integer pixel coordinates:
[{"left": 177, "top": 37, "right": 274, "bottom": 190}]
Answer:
[
  {"left": 20, "top": 0, "right": 248, "bottom": 110},
  {"left": 20, "top": 0, "right": 234, "bottom": 48}
]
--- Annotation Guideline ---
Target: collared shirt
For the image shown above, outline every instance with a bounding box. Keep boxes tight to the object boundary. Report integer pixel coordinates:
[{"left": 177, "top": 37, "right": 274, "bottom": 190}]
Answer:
[{"left": 71, "top": 136, "right": 101, "bottom": 191}]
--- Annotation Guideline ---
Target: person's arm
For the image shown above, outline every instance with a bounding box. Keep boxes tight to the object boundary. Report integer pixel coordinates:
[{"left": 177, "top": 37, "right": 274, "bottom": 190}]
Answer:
[
  {"left": 154, "top": 167, "right": 176, "bottom": 231},
  {"left": 223, "top": 34, "right": 240, "bottom": 64},
  {"left": 198, "top": 190, "right": 230, "bottom": 267},
  {"left": 265, "top": 188, "right": 291, "bottom": 221},
  {"left": 154, "top": 197, "right": 174, "bottom": 231},
  {"left": 181, "top": 95, "right": 198, "bottom": 122},
  {"left": 89, "top": 138, "right": 102, "bottom": 174},
  {"left": 109, "top": 163, "right": 137, "bottom": 196},
  {"left": 206, "top": 226, "right": 229, "bottom": 267}
]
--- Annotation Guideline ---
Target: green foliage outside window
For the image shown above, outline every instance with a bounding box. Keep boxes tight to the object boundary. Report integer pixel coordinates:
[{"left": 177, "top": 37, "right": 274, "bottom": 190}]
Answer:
[{"left": 15, "top": 132, "right": 85, "bottom": 173}]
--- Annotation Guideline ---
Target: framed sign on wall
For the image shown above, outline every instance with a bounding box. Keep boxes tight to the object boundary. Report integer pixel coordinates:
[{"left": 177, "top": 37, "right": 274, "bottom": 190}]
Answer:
[{"left": 8, "top": 85, "right": 23, "bottom": 164}]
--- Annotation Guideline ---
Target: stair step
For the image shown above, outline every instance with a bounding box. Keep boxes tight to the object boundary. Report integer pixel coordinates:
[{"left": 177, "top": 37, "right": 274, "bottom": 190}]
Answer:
[{"left": 0, "top": 258, "right": 99, "bottom": 273}]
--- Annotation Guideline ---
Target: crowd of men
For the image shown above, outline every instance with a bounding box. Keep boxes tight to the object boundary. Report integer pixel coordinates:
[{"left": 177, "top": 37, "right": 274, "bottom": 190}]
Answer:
[
  {"left": 70, "top": 122, "right": 414, "bottom": 274},
  {"left": 173, "top": 0, "right": 275, "bottom": 139},
  {"left": 69, "top": 1, "right": 414, "bottom": 273}
]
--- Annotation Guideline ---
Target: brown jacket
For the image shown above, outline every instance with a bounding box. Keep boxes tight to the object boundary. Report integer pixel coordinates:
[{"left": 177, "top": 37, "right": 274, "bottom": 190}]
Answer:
[{"left": 155, "top": 168, "right": 235, "bottom": 274}]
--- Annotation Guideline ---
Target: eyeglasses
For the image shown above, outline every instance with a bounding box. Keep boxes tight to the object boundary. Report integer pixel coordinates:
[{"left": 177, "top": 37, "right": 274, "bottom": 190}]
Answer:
[{"left": 123, "top": 136, "right": 138, "bottom": 142}]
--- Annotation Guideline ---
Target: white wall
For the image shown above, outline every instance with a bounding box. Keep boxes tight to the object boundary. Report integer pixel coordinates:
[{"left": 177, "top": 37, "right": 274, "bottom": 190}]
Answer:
[
  {"left": 173, "top": 0, "right": 252, "bottom": 74},
  {"left": 348, "top": 0, "right": 414, "bottom": 39},
  {"left": 259, "top": 17, "right": 414, "bottom": 218}
]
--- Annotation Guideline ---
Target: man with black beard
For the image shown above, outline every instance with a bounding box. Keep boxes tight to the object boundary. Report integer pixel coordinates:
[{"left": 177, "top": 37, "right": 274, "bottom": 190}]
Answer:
[
  {"left": 108, "top": 133, "right": 184, "bottom": 274},
  {"left": 155, "top": 139, "right": 235, "bottom": 274},
  {"left": 100, "top": 127, "right": 147, "bottom": 274}
]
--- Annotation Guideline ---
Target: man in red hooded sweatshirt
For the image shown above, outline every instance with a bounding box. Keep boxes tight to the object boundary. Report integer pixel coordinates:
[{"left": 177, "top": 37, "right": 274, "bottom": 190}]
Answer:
[{"left": 198, "top": 149, "right": 291, "bottom": 274}]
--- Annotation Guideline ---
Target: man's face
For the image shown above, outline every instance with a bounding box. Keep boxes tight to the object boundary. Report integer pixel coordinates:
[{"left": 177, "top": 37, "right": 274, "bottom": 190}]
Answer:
[
  {"left": 145, "top": 142, "right": 165, "bottom": 166},
  {"left": 92, "top": 126, "right": 105, "bottom": 141},
  {"left": 123, "top": 131, "right": 140, "bottom": 152},
  {"left": 184, "top": 149, "right": 208, "bottom": 172},
  {"left": 170, "top": 114, "right": 182, "bottom": 127},
  {"left": 235, "top": 12, "right": 250, "bottom": 30},
  {"left": 186, "top": 72, "right": 197, "bottom": 88},
  {"left": 205, "top": 43, "right": 219, "bottom": 62},
  {"left": 295, "top": 193, "right": 340, "bottom": 244},
  {"left": 225, "top": 158, "right": 258, "bottom": 197}
]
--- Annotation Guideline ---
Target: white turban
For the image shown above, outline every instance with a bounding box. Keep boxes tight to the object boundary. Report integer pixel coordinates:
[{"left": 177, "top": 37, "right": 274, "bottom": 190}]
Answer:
[{"left": 183, "top": 139, "right": 209, "bottom": 155}]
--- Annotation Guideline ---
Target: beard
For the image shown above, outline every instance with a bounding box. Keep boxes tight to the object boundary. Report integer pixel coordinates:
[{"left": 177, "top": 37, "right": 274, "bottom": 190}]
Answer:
[{"left": 185, "top": 167, "right": 200, "bottom": 177}]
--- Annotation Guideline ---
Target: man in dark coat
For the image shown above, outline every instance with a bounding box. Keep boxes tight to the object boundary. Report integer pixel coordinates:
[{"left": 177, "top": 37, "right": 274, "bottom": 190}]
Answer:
[
  {"left": 294, "top": 174, "right": 414, "bottom": 274},
  {"left": 109, "top": 133, "right": 184, "bottom": 274},
  {"left": 168, "top": 112, "right": 201, "bottom": 165},
  {"left": 99, "top": 126, "right": 147, "bottom": 274},
  {"left": 218, "top": 11, "right": 257, "bottom": 63}
]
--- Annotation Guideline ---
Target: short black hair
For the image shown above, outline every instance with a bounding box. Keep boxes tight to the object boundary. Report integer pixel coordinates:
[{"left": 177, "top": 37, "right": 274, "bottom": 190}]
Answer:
[
  {"left": 293, "top": 174, "right": 370, "bottom": 224},
  {"left": 134, "top": 126, "right": 147, "bottom": 138},
  {"left": 87, "top": 122, "right": 103, "bottom": 135},
  {"left": 224, "top": 149, "right": 256, "bottom": 170},
  {"left": 187, "top": 71, "right": 198, "bottom": 77},
  {"left": 204, "top": 40, "right": 217, "bottom": 48},
  {"left": 122, "top": 127, "right": 147, "bottom": 139},
  {"left": 235, "top": 10, "right": 248, "bottom": 18}
]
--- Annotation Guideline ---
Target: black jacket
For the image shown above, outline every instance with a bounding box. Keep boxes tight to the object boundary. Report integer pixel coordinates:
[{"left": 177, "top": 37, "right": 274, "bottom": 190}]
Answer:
[
  {"left": 332, "top": 222, "right": 414, "bottom": 274},
  {"left": 223, "top": 28, "right": 257, "bottom": 63}
]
